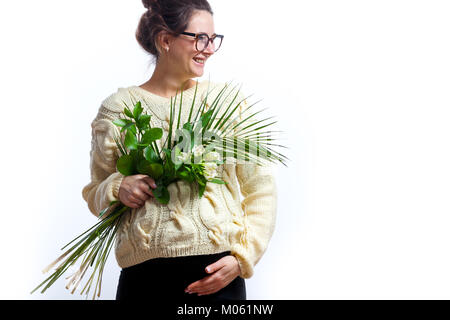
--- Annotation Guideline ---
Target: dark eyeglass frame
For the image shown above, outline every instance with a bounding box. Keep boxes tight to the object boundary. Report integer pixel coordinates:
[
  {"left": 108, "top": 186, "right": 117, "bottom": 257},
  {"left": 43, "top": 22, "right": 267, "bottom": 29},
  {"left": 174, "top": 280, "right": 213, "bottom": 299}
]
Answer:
[{"left": 180, "top": 31, "right": 224, "bottom": 52}]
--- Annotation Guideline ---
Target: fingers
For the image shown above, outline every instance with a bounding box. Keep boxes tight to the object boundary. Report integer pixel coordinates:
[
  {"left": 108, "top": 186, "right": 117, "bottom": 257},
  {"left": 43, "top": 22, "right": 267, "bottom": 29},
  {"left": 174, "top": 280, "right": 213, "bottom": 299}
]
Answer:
[
  {"left": 127, "top": 202, "right": 142, "bottom": 209},
  {"left": 185, "top": 272, "right": 230, "bottom": 296},
  {"left": 205, "top": 260, "right": 223, "bottom": 274},
  {"left": 119, "top": 175, "right": 158, "bottom": 208},
  {"left": 127, "top": 194, "right": 144, "bottom": 208},
  {"left": 189, "top": 277, "right": 229, "bottom": 296},
  {"left": 142, "top": 176, "right": 157, "bottom": 189},
  {"left": 126, "top": 186, "right": 151, "bottom": 208},
  {"left": 138, "top": 181, "right": 154, "bottom": 198},
  {"left": 133, "top": 186, "right": 150, "bottom": 201},
  {"left": 185, "top": 276, "right": 218, "bottom": 295},
  {"left": 134, "top": 175, "right": 157, "bottom": 198},
  {"left": 185, "top": 257, "right": 238, "bottom": 296}
]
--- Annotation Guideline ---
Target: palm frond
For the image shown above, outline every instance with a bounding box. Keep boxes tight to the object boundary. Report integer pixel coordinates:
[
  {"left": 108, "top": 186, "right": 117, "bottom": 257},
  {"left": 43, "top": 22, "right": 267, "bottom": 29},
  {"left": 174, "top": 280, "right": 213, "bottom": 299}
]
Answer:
[
  {"left": 187, "top": 80, "right": 199, "bottom": 123},
  {"left": 212, "top": 91, "right": 244, "bottom": 132},
  {"left": 176, "top": 83, "right": 185, "bottom": 131},
  {"left": 234, "top": 129, "right": 284, "bottom": 139},
  {"left": 214, "top": 95, "right": 259, "bottom": 136},
  {"left": 113, "top": 132, "right": 127, "bottom": 157},
  {"left": 203, "top": 82, "right": 239, "bottom": 132},
  {"left": 167, "top": 95, "right": 175, "bottom": 149},
  {"left": 218, "top": 136, "right": 290, "bottom": 165},
  {"left": 219, "top": 103, "right": 267, "bottom": 137},
  {"left": 208, "top": 81, "right": 241, "bottom": 131},
  {"left": 196, "top": 81, "right": 230, "bottom": 126}
]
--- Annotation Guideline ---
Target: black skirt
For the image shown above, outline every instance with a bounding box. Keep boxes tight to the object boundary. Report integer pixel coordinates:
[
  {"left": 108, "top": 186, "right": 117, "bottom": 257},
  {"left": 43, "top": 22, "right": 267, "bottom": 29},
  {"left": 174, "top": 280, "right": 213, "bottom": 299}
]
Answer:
[{"left": 116, "top": 250, "right": 246, "bottom": 301}]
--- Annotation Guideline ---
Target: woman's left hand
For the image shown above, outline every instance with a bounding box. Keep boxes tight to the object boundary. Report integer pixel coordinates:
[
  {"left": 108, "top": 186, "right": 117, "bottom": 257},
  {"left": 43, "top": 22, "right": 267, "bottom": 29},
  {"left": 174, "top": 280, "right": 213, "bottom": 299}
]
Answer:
[{"left": 184, "top": 255, "right": 241, "bottom": 296}]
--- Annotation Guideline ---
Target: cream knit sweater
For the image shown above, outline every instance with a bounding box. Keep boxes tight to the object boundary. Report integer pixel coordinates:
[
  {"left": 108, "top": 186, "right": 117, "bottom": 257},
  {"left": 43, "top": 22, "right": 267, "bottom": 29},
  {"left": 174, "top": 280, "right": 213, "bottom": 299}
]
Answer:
[{"left": 81, "top": 80, "right": 278, "bottom": 279}]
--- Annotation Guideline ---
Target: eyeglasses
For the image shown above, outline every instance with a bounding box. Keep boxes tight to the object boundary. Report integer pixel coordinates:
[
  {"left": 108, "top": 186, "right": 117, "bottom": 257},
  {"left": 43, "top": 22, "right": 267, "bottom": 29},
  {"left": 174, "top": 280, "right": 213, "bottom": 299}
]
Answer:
[{"left": 180, "top": 32, "right": 224, "bottom": 52}]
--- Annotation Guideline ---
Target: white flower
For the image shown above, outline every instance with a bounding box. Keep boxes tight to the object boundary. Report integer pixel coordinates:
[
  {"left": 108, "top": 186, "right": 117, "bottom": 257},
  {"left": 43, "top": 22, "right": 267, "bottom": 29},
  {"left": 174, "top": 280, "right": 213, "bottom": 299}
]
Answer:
[
  {"left": 204, "top": 162, "right": 218, "bottom": 180},
  {"left": 204, "top": 162, "right": 217, "bottom": 171},
  {"left": 193, "top": 144, "right": 205, "bottom": 157},
  {"left": 204, "top": 151, "right": 221, "bottom": 162},
  {"left": 177, "top": 151, "right": 191, "bottom": 163},
  {"left": 205, "top": 170, "right": 217, "bottom": 180}
]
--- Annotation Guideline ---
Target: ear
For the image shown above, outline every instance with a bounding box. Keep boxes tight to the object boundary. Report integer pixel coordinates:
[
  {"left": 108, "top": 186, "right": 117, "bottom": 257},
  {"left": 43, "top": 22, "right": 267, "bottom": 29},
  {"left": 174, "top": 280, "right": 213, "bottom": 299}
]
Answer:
[{"left": 157, "top": 31, "right": 172, "bottom": 54}]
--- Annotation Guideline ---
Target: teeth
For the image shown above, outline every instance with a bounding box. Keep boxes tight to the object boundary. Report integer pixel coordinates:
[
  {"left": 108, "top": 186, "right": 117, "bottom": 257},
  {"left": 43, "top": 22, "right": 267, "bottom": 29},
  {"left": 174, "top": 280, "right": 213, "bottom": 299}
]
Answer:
[{"left": 194, "top": 58, "right": 205, "bottom": 63}]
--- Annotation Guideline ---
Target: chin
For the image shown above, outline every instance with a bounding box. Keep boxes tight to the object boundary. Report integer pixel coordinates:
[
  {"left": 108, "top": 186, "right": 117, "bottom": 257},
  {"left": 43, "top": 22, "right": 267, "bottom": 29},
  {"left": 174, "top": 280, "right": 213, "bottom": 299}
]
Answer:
[
  {"left": 189, "top": 70, "right": 204, "bottom": 78},
  {"left": 188, "top": 61, "right": 205, "bottom": 78}
]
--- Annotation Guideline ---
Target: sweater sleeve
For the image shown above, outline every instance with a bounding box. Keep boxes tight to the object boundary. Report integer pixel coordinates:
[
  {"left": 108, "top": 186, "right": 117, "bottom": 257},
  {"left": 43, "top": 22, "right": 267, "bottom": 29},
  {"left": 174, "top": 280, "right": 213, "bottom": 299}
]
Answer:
[
  {"left": 229, "top": 92, "right": 278, "bottom": 279},
  {"left": 81, "top": 106, "right": 125, "bottom": 218}
]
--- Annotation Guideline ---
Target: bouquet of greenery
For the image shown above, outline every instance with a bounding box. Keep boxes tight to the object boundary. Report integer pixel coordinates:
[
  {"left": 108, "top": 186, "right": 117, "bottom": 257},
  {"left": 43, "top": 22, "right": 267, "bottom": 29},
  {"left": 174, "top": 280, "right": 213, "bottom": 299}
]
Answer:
[{"left": 31, "top": 81, "right": 289, "bottom": 299}]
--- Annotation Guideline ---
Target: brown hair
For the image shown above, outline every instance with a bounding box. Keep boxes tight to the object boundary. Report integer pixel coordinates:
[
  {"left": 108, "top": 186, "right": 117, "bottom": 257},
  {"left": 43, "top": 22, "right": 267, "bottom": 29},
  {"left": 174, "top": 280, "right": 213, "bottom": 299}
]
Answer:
[{"left": 136, "top": 0, "right": 213, "bottom": 64}]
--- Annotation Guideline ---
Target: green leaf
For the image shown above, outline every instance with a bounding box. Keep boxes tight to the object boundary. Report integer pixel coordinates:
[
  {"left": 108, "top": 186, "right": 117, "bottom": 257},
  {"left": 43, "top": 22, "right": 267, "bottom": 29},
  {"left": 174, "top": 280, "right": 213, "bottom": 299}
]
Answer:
[
  {"left": 164, "top": 164, "right": 175, "bottom": 181},
  {"left": 112, "top": 119, "right": 128, "bottom": 127},
  {"left": 183, "top": 122, "right": 193, "bottom": 132},
  {"left": 153, "top": 185, "right": 170, "bottom": 204},
  {"left": 129, "top": 149, "right": 143, "bottom": 162},
  {"left": 122, "top": 122, "right": 137, "bottom": 134},
  {"left": 116, "top": 154, "right": 135, "bottom": 175},
  {"left": 143, "top": 146, "right": 160, "bottom": 163},
  {"left": 209, "top": 178, "right": 228, "bottom": 184},
  {"left": 124, "top": 130, "right": 138, "bottom": 150},
  {"left": 138, "top": 160, "right": 164, "bottom": 180},
  {"left": 200, "top": 108, "right": 214, "bottom": 128},
  {"left": 162, "top": 150, "right": 175, "bottom": 180},
  {"left": 142, "top": 128, "right": 163, "bottom": 144},
  {"left": 136, "top": 159, "right": 151, "bottom": 175},
  {"left": 174, "top": 163, "right": 182, "bottom": 171},
  {"left": 176, "top": 168, "right": 195, "bottom": 182},
  {"left": 124, "top": 107, "right": 133, "bottom": 118},
  {"left": 133, "top": 101, "right": 143, "bottom": 119},
  {"left": 137, "top": 114, "right": 151, "bottom": 131},
  {"left": 162, "top": 148, "right": 172, "bottom": 162},
  {"left": 198, "top": 181, "right": 206, "bottom": 198},
  {"left": 149, "top": 163, "right": 164, "bottom": 180},
  {"left": 176, "top": 169, "right": 189, "bottom": 180}
]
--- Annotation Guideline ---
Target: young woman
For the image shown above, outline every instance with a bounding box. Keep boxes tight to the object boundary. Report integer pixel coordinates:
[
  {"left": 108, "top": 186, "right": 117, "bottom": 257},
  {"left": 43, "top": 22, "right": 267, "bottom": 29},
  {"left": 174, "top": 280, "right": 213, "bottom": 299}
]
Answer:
[{"left": 82, "top": 0, "right": 278, "bottom": 301}]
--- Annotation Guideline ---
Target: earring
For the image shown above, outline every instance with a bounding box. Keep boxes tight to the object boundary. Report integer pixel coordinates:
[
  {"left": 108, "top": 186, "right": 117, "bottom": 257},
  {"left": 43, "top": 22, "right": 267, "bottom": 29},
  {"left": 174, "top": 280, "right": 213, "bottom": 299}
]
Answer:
[{"left": 166, "top": 47, "right": 170, "bottom": 52}]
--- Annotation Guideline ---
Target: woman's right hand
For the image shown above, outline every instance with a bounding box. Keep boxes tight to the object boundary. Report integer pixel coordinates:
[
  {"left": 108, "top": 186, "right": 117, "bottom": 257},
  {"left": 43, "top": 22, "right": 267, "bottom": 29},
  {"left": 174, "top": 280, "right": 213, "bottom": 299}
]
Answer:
[{"left": 118, "top": 174, "right": 157, "bottom": 208}]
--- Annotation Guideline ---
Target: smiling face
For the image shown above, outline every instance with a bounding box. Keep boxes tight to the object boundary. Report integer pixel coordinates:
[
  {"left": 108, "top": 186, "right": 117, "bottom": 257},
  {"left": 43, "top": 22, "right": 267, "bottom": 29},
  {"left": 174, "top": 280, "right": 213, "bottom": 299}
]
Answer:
[{"left": 164, "top": 10, "right": 216, "bottom": 78}]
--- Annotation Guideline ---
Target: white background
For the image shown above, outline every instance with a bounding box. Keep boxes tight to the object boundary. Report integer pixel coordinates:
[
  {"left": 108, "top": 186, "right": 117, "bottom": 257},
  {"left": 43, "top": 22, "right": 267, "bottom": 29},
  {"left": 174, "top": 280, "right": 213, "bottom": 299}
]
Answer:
[{"left": 0, "top": 0, "right": 449, "bottom": 299}]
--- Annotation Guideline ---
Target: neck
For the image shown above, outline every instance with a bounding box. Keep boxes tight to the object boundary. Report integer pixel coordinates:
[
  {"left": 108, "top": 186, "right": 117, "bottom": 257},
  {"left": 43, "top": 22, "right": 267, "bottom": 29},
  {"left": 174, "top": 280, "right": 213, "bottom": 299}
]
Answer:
[{"left": 143, "top": 58, "right": 196, "bottom": 98}]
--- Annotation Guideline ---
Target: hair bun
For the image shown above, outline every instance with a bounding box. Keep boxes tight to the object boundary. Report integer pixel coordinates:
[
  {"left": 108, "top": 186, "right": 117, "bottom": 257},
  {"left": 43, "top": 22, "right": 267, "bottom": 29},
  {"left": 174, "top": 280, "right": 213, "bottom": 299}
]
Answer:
[{"left": 142, "top": 0, "right": 157, "bottom": 9}]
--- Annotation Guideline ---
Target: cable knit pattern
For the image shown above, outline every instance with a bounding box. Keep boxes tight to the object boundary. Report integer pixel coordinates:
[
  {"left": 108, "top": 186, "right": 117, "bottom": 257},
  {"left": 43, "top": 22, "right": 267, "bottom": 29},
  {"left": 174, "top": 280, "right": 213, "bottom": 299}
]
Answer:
[{"left": 81, "top": 80, "right": 278, "bottom": 279}]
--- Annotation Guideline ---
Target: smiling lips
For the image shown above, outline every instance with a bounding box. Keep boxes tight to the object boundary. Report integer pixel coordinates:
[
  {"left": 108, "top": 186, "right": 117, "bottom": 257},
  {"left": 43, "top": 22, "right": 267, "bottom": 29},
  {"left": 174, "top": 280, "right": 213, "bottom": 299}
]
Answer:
[{"left": 193, "top": 56, "right": 206, "bottom": 65}]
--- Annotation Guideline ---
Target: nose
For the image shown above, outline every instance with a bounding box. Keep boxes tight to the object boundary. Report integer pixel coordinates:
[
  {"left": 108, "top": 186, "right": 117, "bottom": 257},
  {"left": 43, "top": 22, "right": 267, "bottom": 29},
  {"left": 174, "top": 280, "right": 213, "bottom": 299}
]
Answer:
[{"left": 203, "top": 40, "right": 215, "bottom": 54}]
